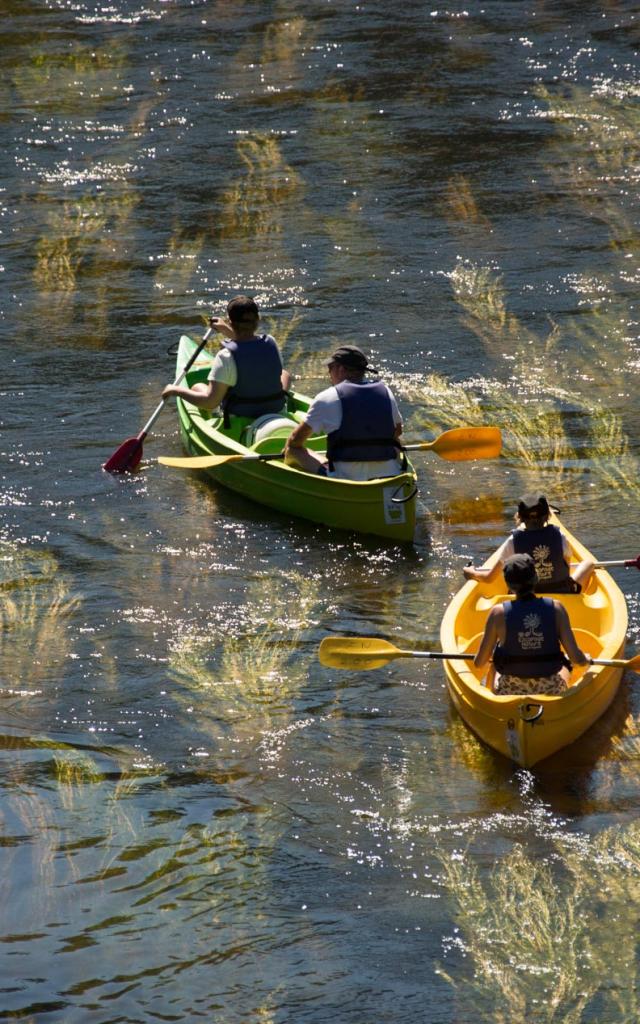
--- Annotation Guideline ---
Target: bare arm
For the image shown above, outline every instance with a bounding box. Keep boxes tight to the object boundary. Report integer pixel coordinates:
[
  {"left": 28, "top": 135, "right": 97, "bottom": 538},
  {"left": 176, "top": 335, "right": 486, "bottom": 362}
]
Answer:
[
  {"left": 162, "top": 379, "right": 229, "bottom": 411},
  {"left": 474, "top": 606, "right": 503, "bottom": 668},
  {"left": 464, "top": 538, "right": 511, "bottom": 583},
  {"left": 554, "top": 602, "right": 589, "bottom": 665},
  {"left": 284, "top": 421, "right": 313, "bottom": 457},
  {"left": 464, "top": 561, "right": 503, "bottom": 584}
]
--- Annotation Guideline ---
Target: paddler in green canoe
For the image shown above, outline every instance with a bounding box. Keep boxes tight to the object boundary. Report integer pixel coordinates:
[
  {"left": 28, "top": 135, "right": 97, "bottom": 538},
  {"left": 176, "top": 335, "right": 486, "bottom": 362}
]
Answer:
[
  {"left": 284, "top": 344, "right": 404, "bottom": 481},
  {"left": 162, "top": 295, "right": 291, "bottom": 424}
]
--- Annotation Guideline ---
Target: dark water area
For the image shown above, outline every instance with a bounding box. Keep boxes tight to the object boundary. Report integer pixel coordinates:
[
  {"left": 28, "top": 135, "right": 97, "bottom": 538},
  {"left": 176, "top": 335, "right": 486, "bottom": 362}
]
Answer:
[{"left": 2, "top": 1, "right": 640, "bottom": 1020}]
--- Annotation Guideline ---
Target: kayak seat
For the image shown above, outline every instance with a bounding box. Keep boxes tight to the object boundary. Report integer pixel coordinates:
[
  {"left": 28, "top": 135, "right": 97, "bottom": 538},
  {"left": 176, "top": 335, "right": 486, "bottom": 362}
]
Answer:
[
  {"left": 243, "top": 414, "right": 296, "bottom": 447},
  {"left": 457, "top": 632, "right": 484, "bottom": 684},
  {"left": 475, "top": 594, "right": 506, "bottom": 612},
  {"left": 252, "top": 432, "right": 328, "bottom": 455},
  {"left": 572, "top": 629, "right": 602, "bottom": 659}
]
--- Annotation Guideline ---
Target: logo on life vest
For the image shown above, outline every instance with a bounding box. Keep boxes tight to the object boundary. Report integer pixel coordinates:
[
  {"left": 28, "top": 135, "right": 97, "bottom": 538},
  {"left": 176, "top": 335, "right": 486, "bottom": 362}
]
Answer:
[
  {"left": 532, "top": 544, "right": 553, "bottom": 581},
  {"left": 518, "top": 613, "right": 544, "bottom": 650}
]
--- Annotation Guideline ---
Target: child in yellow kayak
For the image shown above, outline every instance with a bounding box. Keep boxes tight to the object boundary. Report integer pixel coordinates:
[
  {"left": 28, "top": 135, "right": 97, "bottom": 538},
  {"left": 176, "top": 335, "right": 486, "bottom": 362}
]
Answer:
[
  {"left": 464, "top": 493, "right": 594, "bottom": 594},
  {"left": 474, "top": 553, "right": 590, "bottom": 695}
]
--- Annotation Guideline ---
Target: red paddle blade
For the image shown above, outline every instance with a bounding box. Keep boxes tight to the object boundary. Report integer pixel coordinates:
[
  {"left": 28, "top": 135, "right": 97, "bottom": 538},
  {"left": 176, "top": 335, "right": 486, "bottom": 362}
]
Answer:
[
  {"left": 103, "top": 436, "right": 143, "bottom": 473},
  {"left": 625, "top": 556, "right": 640, "bottom": 570}
]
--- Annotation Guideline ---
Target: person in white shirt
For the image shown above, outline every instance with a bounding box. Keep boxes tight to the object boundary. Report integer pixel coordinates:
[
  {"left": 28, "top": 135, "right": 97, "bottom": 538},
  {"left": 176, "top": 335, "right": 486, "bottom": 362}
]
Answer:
[
  {"left": 163, "top": 296, "right": 291, "bottom": 422},
  {"left": 284, "top": 345, "right": 404, "bottom": 482}
]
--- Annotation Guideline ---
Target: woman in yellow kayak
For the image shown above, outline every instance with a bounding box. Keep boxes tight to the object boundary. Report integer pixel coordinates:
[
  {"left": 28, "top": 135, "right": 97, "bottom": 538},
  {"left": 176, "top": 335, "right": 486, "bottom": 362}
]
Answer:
[
  {"left": 474, "top": 553, "right": 591, "bottom": 695},
  {"left": 464, "top": 493, "right": 594, "bottom": 594}
]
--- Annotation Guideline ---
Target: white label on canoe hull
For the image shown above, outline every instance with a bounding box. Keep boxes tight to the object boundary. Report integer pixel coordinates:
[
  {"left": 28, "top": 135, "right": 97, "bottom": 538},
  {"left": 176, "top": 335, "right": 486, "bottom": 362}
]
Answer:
[{"left": 383, "top": 485, "right": 407, "bottom": 525}]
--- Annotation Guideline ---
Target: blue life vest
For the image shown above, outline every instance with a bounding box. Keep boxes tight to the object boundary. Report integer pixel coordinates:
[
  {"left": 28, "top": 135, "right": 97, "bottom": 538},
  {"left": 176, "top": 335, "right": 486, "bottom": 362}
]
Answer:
[
  {"left": 493, "top": 596, "right": 566, "bottom": 677},
  {"left": 326, "top": 380, "right": 399, "bottom": 465},
  {"left": 511, "top": 524, "right": 574, "bottom": 592},
  {"left": 221, "top": 335, "right": 285, "bottom": 422}
]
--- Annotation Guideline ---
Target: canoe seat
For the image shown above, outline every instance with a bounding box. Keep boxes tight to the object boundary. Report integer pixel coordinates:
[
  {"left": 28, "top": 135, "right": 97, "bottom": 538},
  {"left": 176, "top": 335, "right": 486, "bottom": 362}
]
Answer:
[
  {"left": 243, "top": 414, "right": 297, "bottom": 447},
  {"left": 243, "top": 412, "right": 315, "bottom": 453}
]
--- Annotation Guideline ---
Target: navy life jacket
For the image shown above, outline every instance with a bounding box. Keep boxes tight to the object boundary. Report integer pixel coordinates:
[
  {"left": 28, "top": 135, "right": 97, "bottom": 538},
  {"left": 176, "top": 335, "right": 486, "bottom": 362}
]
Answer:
[
  {"left": 326, "top": 380, "right": 400, "bottom": 466},
  {"left": 221, "top": 335, "right": 285, "bottom": 424},
  {"left": 493, "top": 596, "right": 567, "bottom": 678},
  {"left": 511, "top": 524, "right": 575, "bottom": 593}
]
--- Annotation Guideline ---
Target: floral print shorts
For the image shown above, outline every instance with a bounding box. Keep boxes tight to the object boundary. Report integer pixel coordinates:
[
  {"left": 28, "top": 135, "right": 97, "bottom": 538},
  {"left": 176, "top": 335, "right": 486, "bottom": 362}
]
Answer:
[{"left": 494, "top": 672, "right": 567, "bottom": 696}]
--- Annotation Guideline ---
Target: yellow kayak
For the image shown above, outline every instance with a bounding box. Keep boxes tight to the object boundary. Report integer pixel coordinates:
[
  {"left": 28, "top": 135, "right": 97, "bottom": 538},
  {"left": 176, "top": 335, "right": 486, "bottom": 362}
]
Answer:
[{"left": 439, "top": 514, "right": 628, "bottom": 767}]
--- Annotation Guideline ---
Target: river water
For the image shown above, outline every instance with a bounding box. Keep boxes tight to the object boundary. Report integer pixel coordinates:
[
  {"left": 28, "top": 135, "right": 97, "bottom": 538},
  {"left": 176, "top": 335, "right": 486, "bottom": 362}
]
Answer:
[{"left": 2, "top": 1, "right": 640, "bottom": 1021}]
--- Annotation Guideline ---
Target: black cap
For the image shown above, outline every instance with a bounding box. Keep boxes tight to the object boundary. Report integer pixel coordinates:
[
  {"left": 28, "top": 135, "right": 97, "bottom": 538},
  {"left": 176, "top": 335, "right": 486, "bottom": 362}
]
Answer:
[
  {"left": 503, "top": 553, "right": 538, "bottom": 589},
  {"left": 517, "top": 493, "right": 550, "bottom": 519},
  {"left": 326, "top": 345, "right": 375, "bottom": 372}
]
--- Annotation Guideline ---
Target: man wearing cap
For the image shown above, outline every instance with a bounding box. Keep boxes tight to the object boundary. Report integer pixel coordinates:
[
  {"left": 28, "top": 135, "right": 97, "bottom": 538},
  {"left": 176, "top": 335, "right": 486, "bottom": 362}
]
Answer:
[
  {"left": 473, "top": 553, "right": 590, "bottom": 695},
  {"left": 464, "top": 493, "right": 594, "bottom": 594},
  {"left": 284, "top": 345, "right": 403, "bottom": 481}
]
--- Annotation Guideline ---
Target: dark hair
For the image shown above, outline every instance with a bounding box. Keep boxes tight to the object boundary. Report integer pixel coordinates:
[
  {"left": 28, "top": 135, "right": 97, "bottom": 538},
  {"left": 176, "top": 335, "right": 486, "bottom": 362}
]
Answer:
[
  {"left": 503, "top": 553, "right": 537, "bottom": 595},
  {"left": 511, "top": 578, "right": 537, "bottom": 597},
  {"left": 227, "top": 295, "right": 259, "bottom": 325}
]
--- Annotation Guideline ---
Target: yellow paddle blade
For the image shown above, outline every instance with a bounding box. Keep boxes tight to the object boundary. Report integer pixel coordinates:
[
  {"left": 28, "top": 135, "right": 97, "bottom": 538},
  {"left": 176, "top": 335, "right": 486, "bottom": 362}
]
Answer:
[
  {"left": 423, "top": 426, "right": 502, "bottom": 462},
  {"left": 158, "top": 453, "right": 246, "bottom": 469},
  {"left": 319, "top": 637, "right": 406, "bottom": 670},
  {"left": 594, "top": 652, "right": 640, "bottom": 671}
]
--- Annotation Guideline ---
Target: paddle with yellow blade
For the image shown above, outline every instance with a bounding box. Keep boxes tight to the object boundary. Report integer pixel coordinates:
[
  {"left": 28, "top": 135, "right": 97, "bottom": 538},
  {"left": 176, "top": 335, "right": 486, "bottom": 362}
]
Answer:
[
  {"left": 158, "top": 425, "right": 502, "bottom": 470},
  {"left": 318, "top": 637, "right": 640, "bottom": 672}
]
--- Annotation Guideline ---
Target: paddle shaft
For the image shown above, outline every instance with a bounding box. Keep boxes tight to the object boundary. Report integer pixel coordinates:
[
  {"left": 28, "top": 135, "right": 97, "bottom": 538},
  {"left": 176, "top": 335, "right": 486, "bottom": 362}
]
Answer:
[
  {"left": 388, "top": 650, "right": 473, "bottom": 661},
  {"left": 104, "top": 327, "right": 216, "bottom": 472},
  {"left": 319, "top": 636, "right": 640, "bottom": 672},
  {"left": 139, "top": 326, "right": 213, "bottom": 441},
  {"left": 593, "top": 558, "right": 640, "bottom": 569},
  {"left": 568, "top": 557, "right": 640, "bottom": 570},
  {"left": 159, "top": 424, "right": 502, "bottom": 470},
  {"left": 361, "top": 649, "right": 635, "bottom": 668},
  {"left": 158, "top": 451, "right": 285, "bottom": 469},
  {"left": 330, "top": 649, "right": 639, "bottom": 669}
]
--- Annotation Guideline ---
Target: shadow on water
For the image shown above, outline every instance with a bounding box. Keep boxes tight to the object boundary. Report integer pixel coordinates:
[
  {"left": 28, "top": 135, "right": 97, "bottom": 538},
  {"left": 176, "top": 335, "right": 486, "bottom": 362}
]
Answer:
[
  {"left": 442, "top": 675, "right": 636, "bottom": 817},
  {"left": 165, "top": 461, "right": 434, "bottom": 559}
]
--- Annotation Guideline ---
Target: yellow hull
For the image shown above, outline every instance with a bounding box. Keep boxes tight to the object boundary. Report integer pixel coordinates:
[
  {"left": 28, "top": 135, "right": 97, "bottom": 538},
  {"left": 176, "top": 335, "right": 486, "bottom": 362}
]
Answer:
[{"left": 439, "top": 515, "right": 628, "bottom": 767}]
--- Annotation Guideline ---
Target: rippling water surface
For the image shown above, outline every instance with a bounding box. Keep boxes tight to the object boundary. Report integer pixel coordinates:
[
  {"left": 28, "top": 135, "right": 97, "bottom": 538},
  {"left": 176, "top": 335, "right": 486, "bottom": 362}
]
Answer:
[{"left": 2, "top": 1, "right": 640, "bottom": 1020}]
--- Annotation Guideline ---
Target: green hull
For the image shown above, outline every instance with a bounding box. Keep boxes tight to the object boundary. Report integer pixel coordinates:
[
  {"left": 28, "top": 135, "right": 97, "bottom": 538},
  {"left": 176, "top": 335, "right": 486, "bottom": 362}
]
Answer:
[{"left": 171, "top": 335, "right": 418, "bottom": 542}]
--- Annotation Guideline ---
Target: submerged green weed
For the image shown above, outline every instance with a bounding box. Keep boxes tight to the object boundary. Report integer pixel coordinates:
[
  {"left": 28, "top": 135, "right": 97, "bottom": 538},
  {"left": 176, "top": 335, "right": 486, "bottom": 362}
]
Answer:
[
  {"left": 168, "top": 572, "right": 321, "bottom": 736},
  {"left": 0, "top": 544, "right": 79, "bottom": 692},
  {"left": 437, "top": 822, "right": 640, "bottom": 1022},
  {"left": 219, "top": 134, "right": 304, "bottom": 240},
  {"left": 400, "top": 261, "right": 640, "bottom": 502}
]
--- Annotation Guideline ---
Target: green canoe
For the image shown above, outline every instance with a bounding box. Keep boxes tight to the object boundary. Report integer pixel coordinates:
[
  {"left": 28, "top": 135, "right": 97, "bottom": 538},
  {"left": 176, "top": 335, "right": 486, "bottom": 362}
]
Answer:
[{"left": 166, "top": 334, "right": 418, "bottom": 542}]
